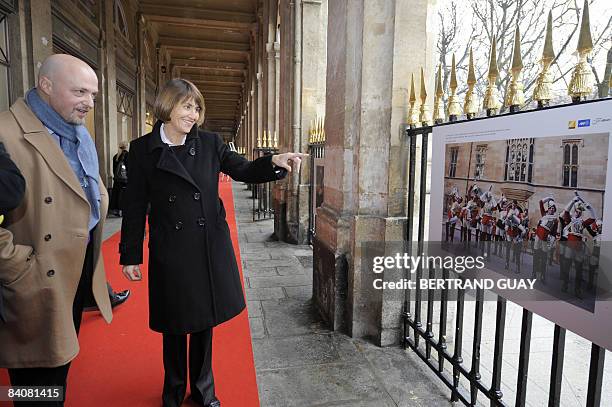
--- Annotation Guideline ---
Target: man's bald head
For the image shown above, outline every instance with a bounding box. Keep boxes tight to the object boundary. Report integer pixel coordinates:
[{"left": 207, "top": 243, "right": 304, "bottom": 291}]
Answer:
[{"left": 37, "top": 54, "right": 98, "bottom": 125}]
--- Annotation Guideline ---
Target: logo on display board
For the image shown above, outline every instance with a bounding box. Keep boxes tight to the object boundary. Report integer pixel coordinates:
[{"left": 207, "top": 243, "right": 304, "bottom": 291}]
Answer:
[
  {"left": 578, "top": 119, "right": 591, "bottom": 127},
  {"left": 568, "top": 120, "right": 576, "bottom": 129}
]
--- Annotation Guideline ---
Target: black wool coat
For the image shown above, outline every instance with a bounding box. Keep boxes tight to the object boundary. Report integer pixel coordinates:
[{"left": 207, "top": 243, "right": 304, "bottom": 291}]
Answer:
[{"left": 120, "top": 121, "right": 283, "bottom": 334}]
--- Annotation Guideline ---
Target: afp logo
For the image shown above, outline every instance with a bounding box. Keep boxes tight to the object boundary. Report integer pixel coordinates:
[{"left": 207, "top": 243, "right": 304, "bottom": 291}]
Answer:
[{"left": 568, "top": 119, "right": 591, "bottom": 129}]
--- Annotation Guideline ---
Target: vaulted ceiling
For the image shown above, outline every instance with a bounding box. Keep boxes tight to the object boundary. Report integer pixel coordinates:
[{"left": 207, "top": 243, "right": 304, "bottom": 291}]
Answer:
[{"left": 140, "top": 0, "right": 258, "bottom": 140}]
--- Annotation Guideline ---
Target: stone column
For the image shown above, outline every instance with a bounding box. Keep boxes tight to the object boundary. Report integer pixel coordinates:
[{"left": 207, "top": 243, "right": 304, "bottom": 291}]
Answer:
[
  {"left": 266, "top": 0, "right": 278, "bottom": 138},
  {"left": 136, "top": 14, "right": 147, "bottom": 138},
  {"left": 313, "top": 0, "right": 436, "bottom": 345},
  {"left": 94, "top": 0, "right": 119, "bottom": 185},
  {"left": 7, "top": 0, "right": 47, "bottom": 98},
  {"left": 286, "top": 0, "right": 327, "bottom": 244}
]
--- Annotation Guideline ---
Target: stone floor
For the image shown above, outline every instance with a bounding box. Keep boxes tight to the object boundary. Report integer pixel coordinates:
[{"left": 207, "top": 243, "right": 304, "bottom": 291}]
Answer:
[{"left": 232, "top": 182, "right": 452, "bottom": 407}]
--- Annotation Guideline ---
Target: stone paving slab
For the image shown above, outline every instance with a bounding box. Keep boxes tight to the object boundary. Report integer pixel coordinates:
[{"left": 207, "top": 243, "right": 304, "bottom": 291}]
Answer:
[{"left": 256, "top": 363, "right": 391, "bottom": 407}]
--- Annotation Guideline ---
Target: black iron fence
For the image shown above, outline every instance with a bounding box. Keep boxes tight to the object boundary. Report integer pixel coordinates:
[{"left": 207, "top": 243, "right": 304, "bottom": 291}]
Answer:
[
  {"left": 308, "top": 142, "right": 325, "bottom": 244},
  {"left": 251, "top": 146, "right": 278, "bottom": 221},
  {"left": 402, "top": 100, "right": 608, "bottom": 407}
]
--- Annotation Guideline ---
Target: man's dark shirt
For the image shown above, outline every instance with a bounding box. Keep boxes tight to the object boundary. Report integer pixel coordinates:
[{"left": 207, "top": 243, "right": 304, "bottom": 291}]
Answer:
[{"left": 0, "top": 142, "right": 26, "bottom": 213}]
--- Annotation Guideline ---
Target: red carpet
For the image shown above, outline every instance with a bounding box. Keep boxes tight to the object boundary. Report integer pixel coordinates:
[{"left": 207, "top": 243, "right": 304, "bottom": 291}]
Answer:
[{"left": 1, "top": 181, "right": 260, "bottom": 407}]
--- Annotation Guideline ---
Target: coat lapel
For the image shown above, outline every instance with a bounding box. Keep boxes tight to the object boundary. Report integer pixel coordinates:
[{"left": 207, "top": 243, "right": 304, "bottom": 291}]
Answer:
[
  {"left": 148, "top": 121, "right": 202, "bottom": 192},
  {"left": 10, "top": 99, "right": 89, "bottom": 205}
]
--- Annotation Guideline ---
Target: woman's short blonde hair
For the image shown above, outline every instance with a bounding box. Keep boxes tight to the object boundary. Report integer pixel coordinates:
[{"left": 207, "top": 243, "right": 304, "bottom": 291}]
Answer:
[{"left": 154, "top": 78, "right": 206, "bottom": 126}]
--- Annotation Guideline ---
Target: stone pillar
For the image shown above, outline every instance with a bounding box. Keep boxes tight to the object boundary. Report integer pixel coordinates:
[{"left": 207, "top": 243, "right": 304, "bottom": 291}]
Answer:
[
  {"left": 136, "top": 14, "right": 147, "bottom": 138},
  {"left": 275, "top": 0, "right": 327, "bottom": 244},
  {"left": 313, "top": 0, "right": 436, "bottom": 344},
  {"left": 265, "top": 0, "right": 278, "bottom": 138},
  {"left": 3, "top": 0, "right": 51, "bottom": 105},
  {"left": 94, "top": 0, "right": 119, "bottom": 185}
]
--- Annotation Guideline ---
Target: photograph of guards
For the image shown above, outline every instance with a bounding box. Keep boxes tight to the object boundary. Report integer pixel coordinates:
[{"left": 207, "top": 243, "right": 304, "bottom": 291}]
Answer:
[
  {"left": 0, "top": 54, "right": 113, "bottom": 404},
  {"left": 119, "top": 78, "right": 307, "bottom": 407},
  {"left": 442, "top": 135, "right": 607, "bottom": 301}
]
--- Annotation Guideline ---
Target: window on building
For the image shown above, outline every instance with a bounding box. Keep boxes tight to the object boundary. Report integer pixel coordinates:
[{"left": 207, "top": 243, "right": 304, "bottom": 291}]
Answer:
[
  {"left": 449, "top": 147, "right": 458, "bottom": 177},
  {"left": 0, "top": 14, "right": 11, "bottom": 111},
  {"left": 504, "top": 138, "right": 534, "bottom": 183},
  {"left": 114, "top": 0, "right": 129, "bottom": 40},
  {"left": 562, "top": 141, "right": 579, "bottom": 187},
  {"left": 474, "top": 145, "right": 487, "bottom": 180},
  {"left": 117, "top": 86, "right": 134, "bottom": 142}
]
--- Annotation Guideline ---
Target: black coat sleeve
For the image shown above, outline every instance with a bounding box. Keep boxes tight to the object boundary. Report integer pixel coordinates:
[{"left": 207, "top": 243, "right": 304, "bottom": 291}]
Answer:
[
  {"left": 0, "top": 142, "right": 26, "bottom": 213},
  {"left": 119, "top": 142, "right": 149, "bottom": 265},
  {"left": 215, "top": 134, "right": 286, "bottom": 183}
]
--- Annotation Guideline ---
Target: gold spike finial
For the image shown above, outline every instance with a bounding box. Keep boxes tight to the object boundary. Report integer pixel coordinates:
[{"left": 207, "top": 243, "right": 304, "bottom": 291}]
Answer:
[
  {"left": 433, "top": 64, "right": 445, "bottom": 123},
  {"left": 569, "top": 0, "right": 594, "bottom": 100},
  {"left": 419, "top": 67, "right": 431, "bottom": 126},
  {"left": 534, "top": 11, "right": 556, "bottom": 106},
  {"left": 542, "top": 11, "right": 555, "bottom": 64},
  {"left": 256, "top": 130, "right": 262, "bottom": 148},
  {"left": 309, "top": 120, "right": 314, "bottom": 144},
  {"left": 483, "top": 37, "right": 501, "bottom": 114},
  {"left": 447, "top": 54, "right": 461, "bottom": 119},
  {"left": 577, "top": 0, "right": 593, "bottom": 53},
  {"left": 408, "top": 73, "right": 419, "bottom": 126},
  {"left": 506, "top": 27, "right": 525, "bottom": 110},
  {"left": 273, "top": 131, "right": 278, "bottom": 149},
  {"left": 463, "top": 48, "right": 478, "bottom": 117}
]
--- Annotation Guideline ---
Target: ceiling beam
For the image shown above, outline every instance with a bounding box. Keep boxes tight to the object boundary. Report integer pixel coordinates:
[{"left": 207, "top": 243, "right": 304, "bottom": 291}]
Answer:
[
  {"left": 183, "top": 75, "right": 243, "bottom": 84},
  {"left": 141, "top": 3, "right": 255, "bottom": 28},
  {"left": 159, "top": 36, "right": 251, "bottom": 52}
]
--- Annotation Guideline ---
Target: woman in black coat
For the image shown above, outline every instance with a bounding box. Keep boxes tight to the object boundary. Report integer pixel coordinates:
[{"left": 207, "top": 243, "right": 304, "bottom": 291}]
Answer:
[{"left": 119, "top": 79, "right": 306, "bottom": 407}]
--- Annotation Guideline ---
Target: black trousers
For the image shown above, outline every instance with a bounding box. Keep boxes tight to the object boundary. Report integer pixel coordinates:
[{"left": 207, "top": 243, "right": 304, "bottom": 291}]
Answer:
[
  {"left": 162, "top": 329, "right": 215, "bottom": 407},
  {"left": 8, "top": 238, "right": 94, "bottom": 407}
]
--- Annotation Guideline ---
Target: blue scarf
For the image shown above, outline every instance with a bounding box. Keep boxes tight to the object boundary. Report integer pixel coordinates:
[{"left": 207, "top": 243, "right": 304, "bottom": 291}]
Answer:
[{"left": 25, "top": 88, "right": 101, "bottom": 232}]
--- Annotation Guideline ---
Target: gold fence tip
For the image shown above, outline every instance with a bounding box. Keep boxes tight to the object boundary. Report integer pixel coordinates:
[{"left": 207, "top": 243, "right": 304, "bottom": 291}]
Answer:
[
  {"left": 483, "top": 37, "right": 501, "bottom": 113},
  {"left": 487, "top": 37, "right": 499, "bottom": 80},
  {"left": 506, "top": 27, "right": 525, "bottom": 108},
  {"left": 534, "top": 10, "right": 556, "bottom": 105},
  {"left": 542, "top": 10, "right": 555, "bottom": 63},
  {"left": 433, "top": 64, "right": 445, "bottom": 123},
  {"left": 419, "top": 67, "right": 431, "bottom": 126},
  {"left": 408, "top": 73, "right": 418, "bottom": 126},
  {"left": 467, "top": 47, "right": 476, "bottom": 85},
  {"left": 569, "top": 0, "right": 594, "bottom": 100},
  {"left": 464, "top": 48, "right": 478, "bottom": 117},
  {"left": 577, "top": 0, "right": 593, "bottom": 53},
  {"left": 449, "top": 53, "right": 458, "bottom": 91},
  {"left": 511, "top": 27, "right": 523, "bottom": 73},
  {"left": 447, "top": 54, "right": 461, "bottom": 118}
]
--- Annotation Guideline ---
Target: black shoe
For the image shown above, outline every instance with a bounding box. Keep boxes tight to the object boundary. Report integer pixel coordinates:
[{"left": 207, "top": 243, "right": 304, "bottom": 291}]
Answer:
[
  {"left": 190, "top": 395, "right": 220, "bottom": 407},
  {"left": 83, "top": 290, "right": 130, "bottom": 312},
  {"left": 110, "top": 289, "right": 130, "bottom": 308}
]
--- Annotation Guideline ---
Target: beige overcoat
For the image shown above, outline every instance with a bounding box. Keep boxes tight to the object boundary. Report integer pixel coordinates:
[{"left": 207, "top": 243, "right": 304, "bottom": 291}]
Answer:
[{"left": 0, "top": 98, "right": 112, "bottom": 368}]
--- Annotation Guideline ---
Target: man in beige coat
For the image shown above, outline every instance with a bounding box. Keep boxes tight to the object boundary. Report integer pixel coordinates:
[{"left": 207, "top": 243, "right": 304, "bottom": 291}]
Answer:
[{"left": 0, "top": 54, "right": 112, "bottom": 403}]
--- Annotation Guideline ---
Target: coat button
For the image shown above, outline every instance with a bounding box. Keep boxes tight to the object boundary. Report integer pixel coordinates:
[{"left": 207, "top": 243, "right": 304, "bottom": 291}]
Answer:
[
  {"left": 193, "top": 192, "right": 201, "bottom": 200},
  {"left": 47, "top": 270, "right": 55, "bottom": 277},
  {"left": 189, "top": 147, "right": 196, "bottom": 156},
  {"left": 197, "top": 217, "right": 205, "bottom": 227},
  {"left": 175, "top": 221, "right": 183, "bottom": 230},
  {"left": 44, "top": 234, "right": 52, "bottom": 241},
  {"left": 44, "top": 197, "right": 53, "bottom": 204},
  {"left": 169, "top": 195, "right": 177, "bottom": 203}
]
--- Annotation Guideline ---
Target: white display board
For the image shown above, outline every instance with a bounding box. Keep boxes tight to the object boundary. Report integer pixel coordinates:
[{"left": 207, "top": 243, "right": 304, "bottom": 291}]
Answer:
[{"left": 429, "top": 99, "right": 612, "bottom": 350}]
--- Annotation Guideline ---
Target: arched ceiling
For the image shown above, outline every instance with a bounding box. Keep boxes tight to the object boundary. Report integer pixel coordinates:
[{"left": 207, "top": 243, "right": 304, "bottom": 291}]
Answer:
[{"left": 140, "top": 0, "right": 258, "bottom": 140}]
